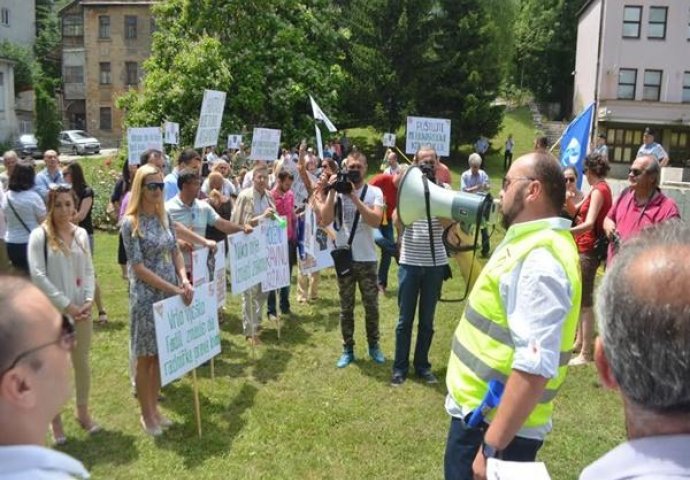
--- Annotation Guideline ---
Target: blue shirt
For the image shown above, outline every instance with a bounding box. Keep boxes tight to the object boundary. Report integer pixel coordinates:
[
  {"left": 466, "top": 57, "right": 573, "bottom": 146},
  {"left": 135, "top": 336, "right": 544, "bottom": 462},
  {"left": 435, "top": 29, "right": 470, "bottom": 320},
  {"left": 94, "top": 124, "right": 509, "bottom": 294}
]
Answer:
[
  {"left": 460, "top": 169, "right": 490, "bottom": 192},
  {"left": 34, "top": 169, "right": 64, "bottom": 201},
  {"left": 637, "top": 142, "right": 668, "bottom": 162},
  {"left": 163, "top": 170, "right": 180, "bottom": 202}
]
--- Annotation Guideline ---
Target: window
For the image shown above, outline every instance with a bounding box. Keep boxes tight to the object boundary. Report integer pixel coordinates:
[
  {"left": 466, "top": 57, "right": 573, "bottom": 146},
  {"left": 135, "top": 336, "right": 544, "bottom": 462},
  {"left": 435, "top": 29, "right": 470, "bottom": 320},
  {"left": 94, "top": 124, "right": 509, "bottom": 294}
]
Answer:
[
  {"left": 0, "top": 72, "right": 5, "bottom": 111},
  {"left": 683, "top": 72, "right": 690, "bottom": 103},
  {"left": 617, "top": 68, "right": 637, "bottom": 100},
  {"left": 62, "top": 14, "right": 83, "bottom": 36},
  {"left": 1, "top": 8, "right": 9, "bottom": 26},
  {"left": 623, "top": 6, "right": 642, "bottom": 38},
  {"left": 125, "top": 62, "right": 138, "bottom": 86},
  {"left": 99, "top": 62, "right": 111, "bottom": 85},
  {"left": 606, "top": 127, "right": 643, "bottom": 163},
  {"left": 64, "top": 66, "right": 84, "bottom": 83},
  {"left": 98, "top": 15, "right": 110, "bottom": 39},
  {"left": 125, "top": 15, "right": 137, "bottom": 39},
  {"left": 648, "top": 6, "right": 667, "bottom": 39},
  {"left": 642, "top": 69, "right": 662, "bottom": 101},
  {"left": 99, "top": 107, "right": 112, "bottom": 130}
]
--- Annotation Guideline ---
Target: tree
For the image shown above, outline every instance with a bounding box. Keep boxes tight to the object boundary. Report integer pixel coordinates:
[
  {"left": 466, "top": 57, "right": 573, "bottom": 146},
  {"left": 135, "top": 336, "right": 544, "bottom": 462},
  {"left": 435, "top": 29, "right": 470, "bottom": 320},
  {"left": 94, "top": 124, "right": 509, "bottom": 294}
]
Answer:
[
  {"left": 337, "top": 0, "right": 436, "bottom": 132},
  {"left": 513, "top": 0, "right": 587, "bottom": 119},
  {"left": 35, "top": 78, "right": 62, "bottom": 151},
  {"left": 0, "top": 41, "right": 38, "bottom": 92},
  {"left": 34, "top": 0, "right": 62, "bottom": 78},
  {"left": 118, "top": 0, "right": 345, "bottom": 147},
  {"left": 418, "top": 0, "right": 506, "bottom": 149}
]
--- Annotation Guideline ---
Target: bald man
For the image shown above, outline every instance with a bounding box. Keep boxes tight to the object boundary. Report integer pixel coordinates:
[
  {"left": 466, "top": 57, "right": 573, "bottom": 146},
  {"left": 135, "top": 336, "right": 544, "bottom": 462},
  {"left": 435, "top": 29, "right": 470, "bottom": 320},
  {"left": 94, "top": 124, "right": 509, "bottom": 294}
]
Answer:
[
  {"left": 0, "top": 275, "right": 89, "bottom": 479},
  {"left": 444, "top": 153, "right": 582, "bottom": 480},
  {"left": 581, "top": 221, "right": 690, "bottom": 479}
]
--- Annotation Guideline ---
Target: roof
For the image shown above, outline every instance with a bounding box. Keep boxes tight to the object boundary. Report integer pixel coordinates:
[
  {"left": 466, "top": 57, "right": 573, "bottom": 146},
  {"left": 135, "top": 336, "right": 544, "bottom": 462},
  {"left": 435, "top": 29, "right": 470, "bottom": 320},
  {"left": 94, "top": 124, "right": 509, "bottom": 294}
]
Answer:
[
  {"left": 577, "top": 0, "right": 601, "bottom": 18},
  {"left": 58, "top": 0, "right": 156, "bottom": 14}
]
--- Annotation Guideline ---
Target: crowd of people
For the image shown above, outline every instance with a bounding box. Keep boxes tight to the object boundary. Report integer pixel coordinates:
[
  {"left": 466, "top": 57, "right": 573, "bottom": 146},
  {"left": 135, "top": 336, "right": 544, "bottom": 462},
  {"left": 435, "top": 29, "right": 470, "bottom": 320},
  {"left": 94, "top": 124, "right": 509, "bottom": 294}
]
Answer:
[{"left": 0, "top": 128, "right": 687, "bottom": 479}]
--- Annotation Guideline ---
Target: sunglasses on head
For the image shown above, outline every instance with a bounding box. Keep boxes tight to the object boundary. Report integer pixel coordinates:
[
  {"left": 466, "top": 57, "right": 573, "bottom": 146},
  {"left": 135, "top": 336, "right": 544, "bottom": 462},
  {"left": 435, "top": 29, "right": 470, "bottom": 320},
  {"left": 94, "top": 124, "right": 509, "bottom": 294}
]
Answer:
[
  {"left": 48, "top": 183, "right": 72, "bottom": 192},
  {"left": 144, "top": 182, "right": 165, "bottom": 191},
  {"left": 0, "top": 315, "right": 76, "bottom": 379}
]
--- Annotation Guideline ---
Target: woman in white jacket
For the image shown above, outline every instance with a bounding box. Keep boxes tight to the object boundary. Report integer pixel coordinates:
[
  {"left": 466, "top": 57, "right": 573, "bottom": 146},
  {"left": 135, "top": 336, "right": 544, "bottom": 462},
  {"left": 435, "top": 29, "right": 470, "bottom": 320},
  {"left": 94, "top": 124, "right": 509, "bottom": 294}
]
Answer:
[{"left": 28, "top": 184, "right": 99, "bottom": 445}]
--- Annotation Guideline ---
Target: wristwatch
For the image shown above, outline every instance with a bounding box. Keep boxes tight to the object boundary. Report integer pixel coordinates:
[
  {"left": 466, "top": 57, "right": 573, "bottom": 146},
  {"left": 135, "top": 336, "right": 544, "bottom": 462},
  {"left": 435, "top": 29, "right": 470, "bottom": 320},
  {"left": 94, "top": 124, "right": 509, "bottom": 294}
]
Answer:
[{"left": 481, "top": 441, "right": 501, "bottom": 459}]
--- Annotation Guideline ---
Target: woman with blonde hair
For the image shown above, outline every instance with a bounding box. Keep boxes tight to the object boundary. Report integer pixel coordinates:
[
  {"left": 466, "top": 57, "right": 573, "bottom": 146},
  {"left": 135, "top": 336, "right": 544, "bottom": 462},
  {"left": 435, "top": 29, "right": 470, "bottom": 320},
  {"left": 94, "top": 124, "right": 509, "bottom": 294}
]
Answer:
[
  {"left": 121, "top": 164, "right": 193, "bottom": 436},
  {"left": 28, "top": 184, "right": 99, "bottom": 444}
]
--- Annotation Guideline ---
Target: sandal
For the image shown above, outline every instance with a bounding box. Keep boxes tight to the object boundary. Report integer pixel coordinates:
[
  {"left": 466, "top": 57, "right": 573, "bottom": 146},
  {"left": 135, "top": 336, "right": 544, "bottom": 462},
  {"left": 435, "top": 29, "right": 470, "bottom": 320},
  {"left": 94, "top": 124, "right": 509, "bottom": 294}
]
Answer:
[
  {"left": 97, "top": 311, "right": 108, "bottom": 325},
  {"left": 77, "top": 418, "right": 102, "bottom": 435}
]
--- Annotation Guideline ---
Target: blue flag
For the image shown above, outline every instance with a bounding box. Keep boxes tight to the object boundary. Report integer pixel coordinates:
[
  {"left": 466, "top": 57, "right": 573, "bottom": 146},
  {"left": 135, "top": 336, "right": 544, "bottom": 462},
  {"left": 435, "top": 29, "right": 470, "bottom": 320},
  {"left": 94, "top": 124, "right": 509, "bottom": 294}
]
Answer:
[{"left": 559, "top": 103, "right": 595, "bottom": 189}]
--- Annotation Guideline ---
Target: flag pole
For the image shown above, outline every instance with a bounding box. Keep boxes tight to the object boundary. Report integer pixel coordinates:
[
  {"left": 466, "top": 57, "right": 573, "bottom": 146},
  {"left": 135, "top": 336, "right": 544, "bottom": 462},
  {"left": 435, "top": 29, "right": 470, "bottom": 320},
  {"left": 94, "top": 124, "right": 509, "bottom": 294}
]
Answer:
[{"left": 394, "top": 146, "right": 413, "bottom": 164}]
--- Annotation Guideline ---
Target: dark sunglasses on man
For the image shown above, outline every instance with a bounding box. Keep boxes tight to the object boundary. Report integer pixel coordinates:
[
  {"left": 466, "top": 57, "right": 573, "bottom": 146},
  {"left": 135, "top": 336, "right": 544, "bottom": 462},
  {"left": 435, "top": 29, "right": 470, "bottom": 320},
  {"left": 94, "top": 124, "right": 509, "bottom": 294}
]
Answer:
[{"left": 0, "top": 315, "right": 76, "bottom": 379}]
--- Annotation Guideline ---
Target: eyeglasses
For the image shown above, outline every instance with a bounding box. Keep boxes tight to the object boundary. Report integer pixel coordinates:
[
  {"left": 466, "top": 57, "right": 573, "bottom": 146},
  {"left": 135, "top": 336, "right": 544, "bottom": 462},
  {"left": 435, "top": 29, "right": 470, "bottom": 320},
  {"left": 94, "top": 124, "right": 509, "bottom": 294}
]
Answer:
[
  {"left": 144, "top": 182, "right": 165, "bottom": 191},
  {"left": 565, "top": 177, "right": 576, "bottom": 184},
  {"left": 502, "top": 176, "right": 535, "bottom": 190},
  {"left": 628, "top": 168, "right": 646, "bottom": 178},
  {"left": 0, "top": 315, "right": 76, "bottom": 379},
  {"left": 48, "top": 183, "right": 72, "bottom": 192}
]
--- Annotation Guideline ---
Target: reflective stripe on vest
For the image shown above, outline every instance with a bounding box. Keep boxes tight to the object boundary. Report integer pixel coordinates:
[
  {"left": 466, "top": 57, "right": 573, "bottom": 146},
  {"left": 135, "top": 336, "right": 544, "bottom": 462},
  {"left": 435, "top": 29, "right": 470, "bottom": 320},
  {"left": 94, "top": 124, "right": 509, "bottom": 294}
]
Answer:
[{"left": 446, "top": 218, "right": 582, "bottom": 430}]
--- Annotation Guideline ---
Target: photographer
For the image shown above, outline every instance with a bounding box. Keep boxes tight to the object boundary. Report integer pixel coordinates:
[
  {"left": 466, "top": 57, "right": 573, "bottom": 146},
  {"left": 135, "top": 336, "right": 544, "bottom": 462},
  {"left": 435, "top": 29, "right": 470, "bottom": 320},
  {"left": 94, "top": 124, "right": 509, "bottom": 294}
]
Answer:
[
  {"left": 319, "top": 152, "right": 385, "bottom": 368},
  {"left": 391, "top": 146, "right": 450, "bottom": 386}
]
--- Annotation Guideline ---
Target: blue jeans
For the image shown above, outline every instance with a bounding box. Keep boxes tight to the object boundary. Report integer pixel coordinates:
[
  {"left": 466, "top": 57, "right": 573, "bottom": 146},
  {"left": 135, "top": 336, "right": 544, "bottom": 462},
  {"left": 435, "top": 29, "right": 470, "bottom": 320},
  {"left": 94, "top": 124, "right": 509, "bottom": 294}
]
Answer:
[
  {"left": 374, "top": 223, "right": 396, "bottom": 288},
  {"left": 393, "top": 264, "right": 445, "bottom": 376},
  {"left": 444, "top": 416, "right": 543, "bottom": 480}
]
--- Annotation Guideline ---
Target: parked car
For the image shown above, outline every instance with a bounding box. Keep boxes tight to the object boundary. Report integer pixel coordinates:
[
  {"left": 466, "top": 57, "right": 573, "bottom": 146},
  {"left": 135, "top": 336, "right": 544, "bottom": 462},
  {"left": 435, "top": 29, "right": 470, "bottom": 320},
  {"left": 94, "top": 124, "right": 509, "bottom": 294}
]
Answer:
[
  {"left": 59, "top": 130, "right": 101, "bottom": 155},
  {"left": 14, "top": 134, "right": 43, "bottom": 159}
]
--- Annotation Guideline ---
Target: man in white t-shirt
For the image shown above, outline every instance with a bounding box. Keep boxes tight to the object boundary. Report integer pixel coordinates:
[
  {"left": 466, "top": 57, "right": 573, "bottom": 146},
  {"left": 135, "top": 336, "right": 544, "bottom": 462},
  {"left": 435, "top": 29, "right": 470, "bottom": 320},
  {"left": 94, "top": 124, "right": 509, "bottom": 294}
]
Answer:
[
  {"left": 0, "top": 276, "right": 90, "bottom": 479},
  {"left": 320, "top": 152, "right": 385, "bottom": 368}
]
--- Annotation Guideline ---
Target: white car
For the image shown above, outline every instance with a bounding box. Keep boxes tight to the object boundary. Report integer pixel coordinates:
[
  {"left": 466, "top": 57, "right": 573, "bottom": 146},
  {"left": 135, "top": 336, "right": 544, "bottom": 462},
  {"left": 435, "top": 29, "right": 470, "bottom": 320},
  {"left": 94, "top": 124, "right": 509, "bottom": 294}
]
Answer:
[{"left": 59, "top": 130, "right": 101, "bottom": 155}]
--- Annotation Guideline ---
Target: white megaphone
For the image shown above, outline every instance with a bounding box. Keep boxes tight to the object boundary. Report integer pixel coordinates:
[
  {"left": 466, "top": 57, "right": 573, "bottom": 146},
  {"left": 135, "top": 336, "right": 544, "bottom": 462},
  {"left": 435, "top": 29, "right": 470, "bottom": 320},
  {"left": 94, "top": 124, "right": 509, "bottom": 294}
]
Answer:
[{"left": 396, "top": 166, "right": 497, "bottom": 235}]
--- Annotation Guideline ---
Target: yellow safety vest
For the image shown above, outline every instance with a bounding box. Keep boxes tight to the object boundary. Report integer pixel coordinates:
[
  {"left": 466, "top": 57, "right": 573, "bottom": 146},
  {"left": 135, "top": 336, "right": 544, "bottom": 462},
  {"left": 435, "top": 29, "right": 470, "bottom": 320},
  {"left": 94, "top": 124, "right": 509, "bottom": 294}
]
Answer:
[{"left": 446, "top": 218, "right": 581, "bottom": 430}]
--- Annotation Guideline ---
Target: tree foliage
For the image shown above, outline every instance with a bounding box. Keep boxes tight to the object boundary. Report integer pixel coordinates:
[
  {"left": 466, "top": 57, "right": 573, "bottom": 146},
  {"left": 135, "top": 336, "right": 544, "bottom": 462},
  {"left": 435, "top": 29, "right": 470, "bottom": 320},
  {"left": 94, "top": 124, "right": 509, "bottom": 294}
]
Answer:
[
  {"left": 34, "top": 0, "right": 62, "bottom": 78},
  {"left": 513, "top": 0, "right": 587, "bottom": 118},
  {"left": 118, "top": 0, "right": 345, "bottom": 147},
  {"left": 338, "top": 0, "right": 511, "bottom": 149},
  {"left": 35, "top": 78, "right": 63, "bottom": 151},
  {"left": 0, "top": 41, "right": 38, "bottom": 91}
]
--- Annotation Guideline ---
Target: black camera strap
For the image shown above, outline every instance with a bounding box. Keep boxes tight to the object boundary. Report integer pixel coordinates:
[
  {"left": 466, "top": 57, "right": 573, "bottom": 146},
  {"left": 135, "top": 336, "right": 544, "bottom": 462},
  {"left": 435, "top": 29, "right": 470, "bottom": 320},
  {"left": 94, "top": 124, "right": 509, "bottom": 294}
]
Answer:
[
  {"left": 421, "top": 175, "right": 436, "bottom": 266},
  {"left": 333, "top": 185, "right": 368, "bottom": 248}
]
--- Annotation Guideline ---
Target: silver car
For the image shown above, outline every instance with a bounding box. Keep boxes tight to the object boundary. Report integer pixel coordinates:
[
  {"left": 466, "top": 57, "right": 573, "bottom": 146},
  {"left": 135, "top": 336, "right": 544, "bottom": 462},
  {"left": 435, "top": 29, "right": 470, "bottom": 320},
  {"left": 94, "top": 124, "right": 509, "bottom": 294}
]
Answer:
[{"left": 59, "top": 130, "right": 101, "bottom": 155}]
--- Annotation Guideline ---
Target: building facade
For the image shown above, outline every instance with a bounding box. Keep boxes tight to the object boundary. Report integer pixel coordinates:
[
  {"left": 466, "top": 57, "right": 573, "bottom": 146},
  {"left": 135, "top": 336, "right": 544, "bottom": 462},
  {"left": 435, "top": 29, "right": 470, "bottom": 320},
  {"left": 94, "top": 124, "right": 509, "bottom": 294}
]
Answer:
[
  {"left": 573, "top": 0, "right": 690, "bottom": 168},
  {"left": 0, "top": 0, "right": 36, "bottom": 143},
  {"left": 59, "top": 0, "right": 155, "bottom": 147}
]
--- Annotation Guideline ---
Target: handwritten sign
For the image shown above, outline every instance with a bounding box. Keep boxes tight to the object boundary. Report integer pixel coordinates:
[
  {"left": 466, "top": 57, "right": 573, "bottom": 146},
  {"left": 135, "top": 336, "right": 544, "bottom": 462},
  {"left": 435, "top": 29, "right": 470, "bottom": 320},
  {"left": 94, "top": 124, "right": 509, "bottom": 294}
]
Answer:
[
  {"left": 191, "top": 247, "right": 209, "bottom": 286},
  {"left": 250, "top": 128, "right": 281, "bottom": 161},
  {"left": 382, "top": 133, "right": 396, "bottom": 147},
  {"left": 261, "top": 217, "right": 290, "bottom": 292},
  {"left": 405, "top": 116, "right": 451, "bottom": 157},
  {"left": 127, "top": 127, "right": 163, "bottom": 165},
  {"left": 194, "top": 89, "right": 227, "bottom": 148},
  {"left": 227, "top": 228, "right": 268, "bottom": 294},
  {"left": 153, "top": 282, "right": 221, "bottom": 387},
  {"left": 227, "top": 134, "right": 242, "bottom": 149},
  {"left": 164, "top": 121, "right": 179, "bottom": 145}
]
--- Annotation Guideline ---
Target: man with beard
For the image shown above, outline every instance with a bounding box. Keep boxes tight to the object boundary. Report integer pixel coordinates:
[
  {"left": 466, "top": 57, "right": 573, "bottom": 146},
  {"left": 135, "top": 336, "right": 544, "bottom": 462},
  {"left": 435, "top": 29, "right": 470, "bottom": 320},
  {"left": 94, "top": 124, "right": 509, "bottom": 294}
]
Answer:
[{"left": 443, "top": 152, "right": 582, "bottom": 480}]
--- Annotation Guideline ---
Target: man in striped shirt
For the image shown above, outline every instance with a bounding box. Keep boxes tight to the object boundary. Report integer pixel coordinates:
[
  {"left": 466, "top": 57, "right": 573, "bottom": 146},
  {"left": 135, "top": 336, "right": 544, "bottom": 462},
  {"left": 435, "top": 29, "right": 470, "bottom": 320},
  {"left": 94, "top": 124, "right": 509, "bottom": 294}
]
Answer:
[{"left": 391, "top": 146, "right": 452, "bottom": 386}]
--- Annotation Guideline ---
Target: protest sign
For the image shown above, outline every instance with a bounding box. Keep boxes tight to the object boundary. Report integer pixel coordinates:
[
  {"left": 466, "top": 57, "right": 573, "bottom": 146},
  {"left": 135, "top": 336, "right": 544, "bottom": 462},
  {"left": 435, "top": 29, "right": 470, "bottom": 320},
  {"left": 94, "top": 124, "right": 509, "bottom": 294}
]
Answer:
[
  {"left": 382, "top": 133, "right": 396, "bottom": 147},
  {"left": 164, "top": 121, "right": 179, "bottom": 145},
  {"left": 153, "top": 281, "right": 221, "bottom": 387},
  {"left": 191, "top": 247, "right": 209, "bottom": 286},
  {"left": 213, "top": 242, "right": 227, "bottom": 307},
  {"left": 261, "top": 217, "right": 290, "bottom": 293},
  {"left": 127, "top": 127, "right": 163, "bottom": 165},
  {"left": 194, "top": 89, "right": 227, "bottom": 148},
  {"left": 405, "top": 116, "right": 452, "bottom": 157},
  {"left": 227, "top": 228, "right": 268, "bottom": 294},
  {"left": 250, "top": 128, "right": 281, "bottom": 161},
  {"left": 299, "top": 207, "right": 334, "bottom": 274},
  {"left": 227, "top": 134, "right": 242, "bottom": 149}
]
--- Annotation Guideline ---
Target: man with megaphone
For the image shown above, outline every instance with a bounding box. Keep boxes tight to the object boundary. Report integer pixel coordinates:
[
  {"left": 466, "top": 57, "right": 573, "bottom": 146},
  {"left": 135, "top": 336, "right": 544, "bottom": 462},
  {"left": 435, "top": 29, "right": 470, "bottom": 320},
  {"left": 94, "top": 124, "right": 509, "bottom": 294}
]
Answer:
[
  {"left": 390, "top": 146, "right": 453, "bottom": 387},
  {"left": 442, "top": 152, "right": 582, "bottom": 480}
]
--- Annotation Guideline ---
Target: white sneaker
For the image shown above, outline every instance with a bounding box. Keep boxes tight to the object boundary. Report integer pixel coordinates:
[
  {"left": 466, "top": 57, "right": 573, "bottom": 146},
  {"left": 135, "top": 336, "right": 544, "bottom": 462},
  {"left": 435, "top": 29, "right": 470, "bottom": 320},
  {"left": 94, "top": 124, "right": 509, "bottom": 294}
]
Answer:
[{"left": 568, "top": 355, "right": 592, "bottom": 366}]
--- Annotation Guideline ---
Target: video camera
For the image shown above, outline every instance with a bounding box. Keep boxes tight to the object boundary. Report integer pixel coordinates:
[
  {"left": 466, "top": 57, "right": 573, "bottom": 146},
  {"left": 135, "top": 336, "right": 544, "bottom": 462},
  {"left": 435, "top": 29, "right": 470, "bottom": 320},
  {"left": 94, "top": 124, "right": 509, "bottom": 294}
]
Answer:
[{"left": 328, "top": 170, "right": 359, "bottom": 194}]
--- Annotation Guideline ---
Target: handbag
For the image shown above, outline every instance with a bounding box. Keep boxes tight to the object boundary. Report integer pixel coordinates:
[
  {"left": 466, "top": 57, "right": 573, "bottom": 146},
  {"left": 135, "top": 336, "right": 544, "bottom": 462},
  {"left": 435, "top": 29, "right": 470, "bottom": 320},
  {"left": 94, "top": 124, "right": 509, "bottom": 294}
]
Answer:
[{"left": 330, "top": 186, "right": 368, "bottom": 278}]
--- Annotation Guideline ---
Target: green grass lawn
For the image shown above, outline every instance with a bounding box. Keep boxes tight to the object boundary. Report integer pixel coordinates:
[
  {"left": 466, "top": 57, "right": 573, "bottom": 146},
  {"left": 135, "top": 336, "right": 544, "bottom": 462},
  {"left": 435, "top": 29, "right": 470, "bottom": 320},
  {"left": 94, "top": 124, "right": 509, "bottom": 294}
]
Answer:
[{"left": 53, "top": 108, "right": 625, "bottom": 479}]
